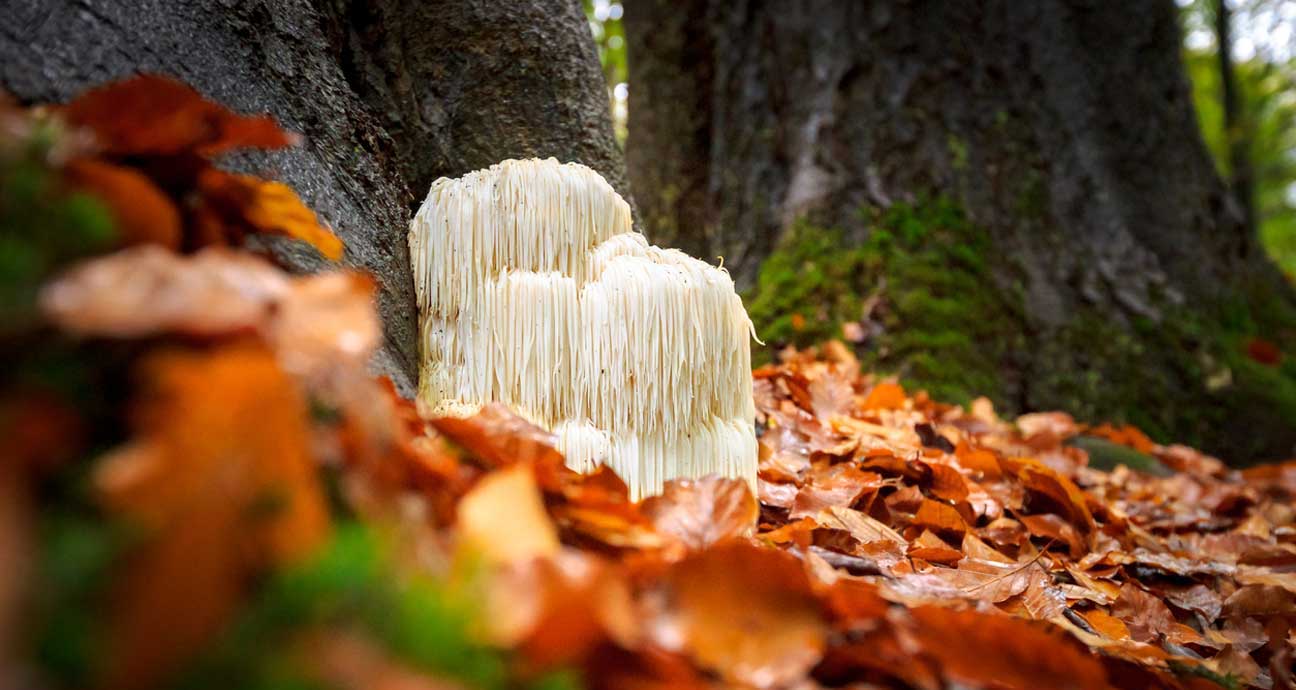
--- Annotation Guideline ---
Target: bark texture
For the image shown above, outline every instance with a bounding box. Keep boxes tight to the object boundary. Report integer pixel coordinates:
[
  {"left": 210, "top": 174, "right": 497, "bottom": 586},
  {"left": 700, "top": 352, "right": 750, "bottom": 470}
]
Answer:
[
  {"left": 626, "top": 0, "right": 1296, "bottom": 461},
  {"left": 2, "top": 0, "right": 627, "bottom": 394}
]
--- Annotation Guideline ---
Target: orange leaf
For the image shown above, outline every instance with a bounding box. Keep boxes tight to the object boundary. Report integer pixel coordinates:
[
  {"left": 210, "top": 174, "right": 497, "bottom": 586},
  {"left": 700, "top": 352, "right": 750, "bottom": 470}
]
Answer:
[
  {"left": 913, "top": 498, "right": 968, "bottom": 538},
  {"left": 456, "top": 463, "right": 559, "bottom": 566},
  {"left": 63, "top": 158, "right": 181, "bottom": 249},
  {"left": 431, "top": 404, "right": 567, "bottom": 472},
  {"left": 95, "top": 342, "right": 328, "bottom": 689},
  {"left": 640, "top": 475, "right": 757, "bottom": 550},
  {"left": 953, "top": 441, "right": 1002, "bottom": 480},
  {"left": 1081, "top": 608, "right": 1131, "bottom": 640},
  {"left": 196, "top": 169, "right": 344, "bottom": 260},
  {"left": 650, "top": 541, "right": 828, "bottom": 687},
  {"left": 907, "top": 529, "right": 962, "bottom": 564},
  {"left": 907, "top": 606, "right": 1112, "bottom": 690},
  {"left": 861, "top": 381, "right": 906, "bottom": 411},
  {"left": 64, "top": 74, "right": 294, "bottom": 156}
]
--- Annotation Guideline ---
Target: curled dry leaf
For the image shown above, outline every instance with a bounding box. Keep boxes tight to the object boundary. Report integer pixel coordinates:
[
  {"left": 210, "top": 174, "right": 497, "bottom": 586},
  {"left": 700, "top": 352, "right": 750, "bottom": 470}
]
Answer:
[
  {"left": 195, "top": 169, "right": 344, "bottom": 261},
  {"left": 649, "top": 540, "right": 828, "bottom": 688},
  {"left": 41, "top": 245, "right": 289, "bottom": 337},
  {"left": 431, "top": 404, "right": 566, "bottom": 472},
  {"left": 269, "top": 271, "right": 380, "bottom": 376},
  {"left": 63, "top": 74, "right": 294, "bottom": 156},
  {"left": 640, "top": 475, "right": 757, "bottom": 550},
  {"left": 455, "top": 463, "right": 559, "bottom": 567}
]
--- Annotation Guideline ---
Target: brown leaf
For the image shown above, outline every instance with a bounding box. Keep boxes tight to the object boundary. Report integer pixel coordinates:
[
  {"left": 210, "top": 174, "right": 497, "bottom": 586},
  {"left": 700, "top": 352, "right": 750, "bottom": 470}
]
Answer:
[
  {"left": 431, "top": 404, "right": 566, "bottom": 472},
  {"left": 1081, "top": 609, "right": 1132, "bottom": 641},
  {"left": 1222, "top": 584, "right": 1296, "bottom": 618},
  {"left": 269, "top": 271, "right": 380, "bottom": 375},
  {"left": 808, "top": 371, "right": 854, "bottom": 420},
  {"left": 96, "top": 342, "right": 329, "bottom": 689},
  {"left": 63, "top": 74, "right": 294, "bottom": 156},
  {"left": 41, "top": 246, "right": 289, "bottom": 338},
  {"left": 813, "top": 505, "right": 907, "bottom": 549},
  {"left": 861, "top": 381, "right": 906, "bottom": 411},
  {"left": 907, "top": 606, "right": 1112, "bottom": 690},
  {"left": 954, "top": 440, "right": 1003, "bottom": 480},
  {"left": 480, "top": 551, "right": 636, "bottom": 669},
  {"left": 789, "top": 463, "right": 882, "bottom": 519},
  {"left": 195, "top": 169, "right": 344, "bottom": 260},
  {"left": 923, "top": 460, "right": 971, "bottom": 502},
  {"left": 456, "top": 463, "right": 559, "bottom": 566},
  {"left": 913, "top": 498, "right": 969, "bottom": 538},
  {"left": 1001, "top": 457, "right": 1096, "bottom": 540},
  {"left": 1018, "top": 512, "right": 1087, "bottom": 558},
  {"left": 907, "top": 530, "right": 962, "bottom": 565},
  {"left": 641, "top": 475, "right": 757, "bottom": 550},
  {"left": 1111, "top": 583, "right": 1178, "bottom": 644},
  {"left": 649, "top": 541, "right": 827, "bottom": 687},
  {"left": 63, "top": 158, "right": 182, "bottom": 249}
]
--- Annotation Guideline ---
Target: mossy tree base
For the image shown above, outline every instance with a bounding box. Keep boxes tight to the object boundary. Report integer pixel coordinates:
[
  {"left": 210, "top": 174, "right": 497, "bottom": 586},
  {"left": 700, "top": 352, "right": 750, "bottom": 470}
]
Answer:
[{"left": 746, "top": 199, "right": 1296, "bottom": 464}]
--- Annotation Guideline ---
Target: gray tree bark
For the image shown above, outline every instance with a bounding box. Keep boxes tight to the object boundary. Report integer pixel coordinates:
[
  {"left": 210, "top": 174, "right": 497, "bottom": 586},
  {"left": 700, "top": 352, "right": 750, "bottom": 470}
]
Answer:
[
  {"left": 1, "top": 0, "right": 627, "bottom": 394},
  {"left": 626, "top": 0, "right": 1296, "bottom": 461}
]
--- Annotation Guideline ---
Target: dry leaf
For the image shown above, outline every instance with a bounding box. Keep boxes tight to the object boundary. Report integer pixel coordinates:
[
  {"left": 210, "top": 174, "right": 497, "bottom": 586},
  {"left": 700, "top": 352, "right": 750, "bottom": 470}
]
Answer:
[
  {"left": 63, "top": 74, "right": 294, "bottom": 156},
  {"left": 641, "top": 475, "right": 757, "bottom": 549},
  {"left": 650, "top": 541, "right": 827, "bottom": 688},
  {"left": 456, "top": 463, "right": 559, "bottom": 566}
]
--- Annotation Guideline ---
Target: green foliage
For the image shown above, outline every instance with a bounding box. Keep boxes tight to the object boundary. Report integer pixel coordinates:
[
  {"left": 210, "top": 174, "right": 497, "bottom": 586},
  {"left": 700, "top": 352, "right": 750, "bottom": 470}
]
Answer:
[
  {"left": 0, "top": 118, "right": 115, "bottom": 335},
  {"left": 31, "top": 506, "right": 128, "bottom": 688},
  {"left": 1183, "top": 47, "right": 1296, "bottom": 277},
  {"left": 583, "top": 1, "right": 627, "bottom": 141},
  {"left": 175, "top": 524, "right": 576, "bottom": 690}
]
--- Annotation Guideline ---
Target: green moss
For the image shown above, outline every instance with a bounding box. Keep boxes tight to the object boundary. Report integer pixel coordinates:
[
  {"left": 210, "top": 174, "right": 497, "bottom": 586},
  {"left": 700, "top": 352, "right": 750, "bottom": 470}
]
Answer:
[
  {"left": 745, "top": 197, "right": 1026, "bottom": 406},
  {"left": 744, "top": 196, "right": 1296, "bottom": 462}
]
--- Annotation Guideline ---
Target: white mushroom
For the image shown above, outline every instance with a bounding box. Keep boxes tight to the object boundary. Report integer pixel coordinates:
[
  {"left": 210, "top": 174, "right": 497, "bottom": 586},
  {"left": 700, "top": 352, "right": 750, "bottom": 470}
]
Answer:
[{"left": 408, "top": 158, "right": 756, "bottom": 499}]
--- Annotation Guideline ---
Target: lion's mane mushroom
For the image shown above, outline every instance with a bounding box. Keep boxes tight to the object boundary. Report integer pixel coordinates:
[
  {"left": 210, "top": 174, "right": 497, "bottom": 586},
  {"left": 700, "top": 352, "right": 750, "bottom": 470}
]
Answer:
[{"left": 408, "top": 158, "right": 756, "bottom": 499}]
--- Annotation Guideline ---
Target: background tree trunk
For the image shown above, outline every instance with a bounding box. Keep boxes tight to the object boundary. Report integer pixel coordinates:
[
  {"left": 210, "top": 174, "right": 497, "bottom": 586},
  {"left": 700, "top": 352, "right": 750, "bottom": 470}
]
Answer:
[
  {"left": 626, "top": 0, "right": 1296, "bottom": 461},
  {"left": 1, "top": 0, "right": 627, "bottom": 394},
  {"left": 1215, "top": 0, "right": 1258, "bottom": 238}
]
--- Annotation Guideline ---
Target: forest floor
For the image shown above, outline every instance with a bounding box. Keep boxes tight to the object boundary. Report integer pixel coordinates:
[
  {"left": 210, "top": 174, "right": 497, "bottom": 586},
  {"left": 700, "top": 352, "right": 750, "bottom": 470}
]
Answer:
[{"left": 6, "top": 76, "right": 1296, "bottom": 690}]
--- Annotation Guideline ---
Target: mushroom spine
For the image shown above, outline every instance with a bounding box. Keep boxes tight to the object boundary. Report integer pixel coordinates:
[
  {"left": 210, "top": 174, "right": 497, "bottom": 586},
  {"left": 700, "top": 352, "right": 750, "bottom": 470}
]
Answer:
[{"left": 408, "top": 158, "right": 756, "bottom": 499}]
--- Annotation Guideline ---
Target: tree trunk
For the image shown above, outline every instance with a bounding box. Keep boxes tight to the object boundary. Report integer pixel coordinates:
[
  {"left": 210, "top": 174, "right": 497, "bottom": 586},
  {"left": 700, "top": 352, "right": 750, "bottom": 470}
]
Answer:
[
  {"left": 626, "top": 0, "right": 1296, "bottom": 461},
  {"left": 1, "top": 0, "right": 627, "bottom": 394},
  {"left": 1215, "top": 0, "right": 1257, "bottom": 238}
]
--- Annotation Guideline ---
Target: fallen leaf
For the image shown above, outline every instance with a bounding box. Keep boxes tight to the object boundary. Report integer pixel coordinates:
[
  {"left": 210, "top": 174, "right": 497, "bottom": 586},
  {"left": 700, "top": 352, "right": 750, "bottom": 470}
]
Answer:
[
  {"left": 195, "top": 169, "right": 344, "bottom": 260},
  {"left": 64, "top": 158, "right": 181, "bottom": 249},
  {"left": 96, "top": 342, "right": 328, "bottom": 689},
  {"left": 861, "top": 381, "right": 906, "bottom": 411},
  {"left": 63, "top": 74, "right": 294, "bottom": 156},
  {"left": 1222, "top": 584, "right": 1296, "bottom": 618},
  {"left": 906, "top": 606, "right": 1112, "bottom": 690},
  {"left": 649, "top": 541, "right": 827, "bottom": 687},
  {"left": 40, "top": 246, "right": 289, "bottom": 338},
  {"left": 641, "top": 475, "right": 757, "bottom": 549},
  {"left": 1081, "top": 608, "right": 1131, "bottom": 640},
  {"left": 1112, "top": 583, "right": 1178, "bottom": 644},
  {"left": 913, "top": 498, "right": 969, "bottom": 538},
  {"left": 431, "top": 404, "right": 566, "bottom": 472},
  {"left": 456, "top": 463, "right": 559, "bottom": 566}
]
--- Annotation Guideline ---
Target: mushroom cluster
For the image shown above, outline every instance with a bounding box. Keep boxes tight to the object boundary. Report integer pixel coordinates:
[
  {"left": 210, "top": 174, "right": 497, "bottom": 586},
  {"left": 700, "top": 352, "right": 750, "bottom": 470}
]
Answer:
[{"left": 408, "top": 158, "right": 756, "bottom": 498}]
